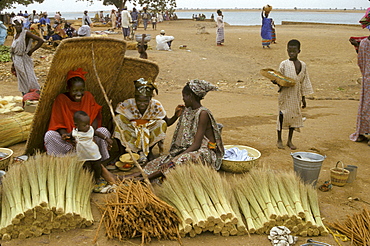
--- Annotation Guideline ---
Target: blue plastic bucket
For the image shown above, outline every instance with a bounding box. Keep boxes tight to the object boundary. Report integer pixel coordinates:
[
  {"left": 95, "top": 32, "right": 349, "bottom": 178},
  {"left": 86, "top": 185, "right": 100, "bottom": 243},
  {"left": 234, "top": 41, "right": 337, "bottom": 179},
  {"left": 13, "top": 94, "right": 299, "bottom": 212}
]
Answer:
[{"left": 291, "top": 152, "right": 326, "bottom": 186}]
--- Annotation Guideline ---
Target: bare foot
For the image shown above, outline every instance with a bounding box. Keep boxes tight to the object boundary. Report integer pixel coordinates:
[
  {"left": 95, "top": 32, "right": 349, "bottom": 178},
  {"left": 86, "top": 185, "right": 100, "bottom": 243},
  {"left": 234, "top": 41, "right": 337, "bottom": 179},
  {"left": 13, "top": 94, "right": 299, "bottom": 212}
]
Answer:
[
  {"left": 287, "top": 142, "right": 297, "bottom": 150},
  {"left": 277, "top": 141, "right": 285, "bottom": 149}
]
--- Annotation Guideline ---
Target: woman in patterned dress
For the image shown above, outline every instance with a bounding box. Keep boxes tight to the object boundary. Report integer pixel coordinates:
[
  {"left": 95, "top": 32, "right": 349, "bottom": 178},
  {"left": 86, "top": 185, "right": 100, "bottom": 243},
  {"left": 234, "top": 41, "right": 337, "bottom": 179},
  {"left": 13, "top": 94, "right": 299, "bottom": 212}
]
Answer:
[
  {"left": 117, "top": 79, "right": 224, "bottom": 181},
  {"left": 350, "top": 12, "right": 370, "bottom": 144},
  {"left": 113, "top": 78, "right": 182, "bottom": 162}
]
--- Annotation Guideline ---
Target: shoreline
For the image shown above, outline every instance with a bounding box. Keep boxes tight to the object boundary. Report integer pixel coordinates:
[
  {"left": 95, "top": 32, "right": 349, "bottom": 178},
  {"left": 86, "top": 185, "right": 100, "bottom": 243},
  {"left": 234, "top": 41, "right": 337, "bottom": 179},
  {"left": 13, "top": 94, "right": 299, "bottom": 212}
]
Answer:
[{"left": 176, "top": 8, "right": 364, "bottom": 13}]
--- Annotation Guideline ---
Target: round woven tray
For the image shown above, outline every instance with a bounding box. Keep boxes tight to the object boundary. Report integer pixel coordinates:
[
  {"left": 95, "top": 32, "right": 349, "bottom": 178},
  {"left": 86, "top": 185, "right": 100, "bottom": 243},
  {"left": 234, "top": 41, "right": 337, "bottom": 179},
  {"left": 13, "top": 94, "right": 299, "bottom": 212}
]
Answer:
[
  {"left": 221, "top": 145, "right": 261, "bottom": 173},
  {"left": 0, "top": 148, "right": 13, "bottom": 170},
  {"left": 260, "top": 68, "right": 296, "bottom": 87}
]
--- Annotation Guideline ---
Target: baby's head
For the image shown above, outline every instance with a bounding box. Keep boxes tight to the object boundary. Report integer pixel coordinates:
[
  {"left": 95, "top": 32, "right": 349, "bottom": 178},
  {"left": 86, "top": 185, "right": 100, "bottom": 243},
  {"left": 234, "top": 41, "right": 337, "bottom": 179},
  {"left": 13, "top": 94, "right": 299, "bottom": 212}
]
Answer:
[{"left": 73, "top": 111, "right": 90, "bottom": 132}]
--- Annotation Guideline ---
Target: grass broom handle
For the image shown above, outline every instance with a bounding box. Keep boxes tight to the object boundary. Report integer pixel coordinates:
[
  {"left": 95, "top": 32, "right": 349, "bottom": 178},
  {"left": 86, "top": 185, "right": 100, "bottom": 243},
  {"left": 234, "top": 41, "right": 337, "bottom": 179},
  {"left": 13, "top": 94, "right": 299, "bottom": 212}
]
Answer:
[{"left": 90, "top": 44, "right": 152, "bottom": 190}]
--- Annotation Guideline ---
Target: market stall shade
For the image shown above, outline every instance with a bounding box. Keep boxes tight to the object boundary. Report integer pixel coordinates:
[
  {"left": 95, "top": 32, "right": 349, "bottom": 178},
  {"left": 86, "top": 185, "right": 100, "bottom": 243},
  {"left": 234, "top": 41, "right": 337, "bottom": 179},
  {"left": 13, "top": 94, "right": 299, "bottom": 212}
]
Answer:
[
  {"left": 25, "top": 37, "right": 159, "bottom": 156},
  {"left": 0, "top": 153, "right": 94, "bottom": 240}
]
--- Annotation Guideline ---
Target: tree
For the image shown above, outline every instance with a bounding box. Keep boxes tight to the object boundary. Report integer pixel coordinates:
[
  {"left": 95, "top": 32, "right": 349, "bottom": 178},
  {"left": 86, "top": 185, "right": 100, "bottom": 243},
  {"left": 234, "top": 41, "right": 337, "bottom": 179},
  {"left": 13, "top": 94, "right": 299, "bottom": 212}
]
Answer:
[
  {"left": 0, "top": 0, "right": 45, "bottom": 11},
  {"left": 77, "top": 0, "right": 176, "bottom": 12},
  {"left": 149, "top": 0, "right": 176, "bottom": 14}
]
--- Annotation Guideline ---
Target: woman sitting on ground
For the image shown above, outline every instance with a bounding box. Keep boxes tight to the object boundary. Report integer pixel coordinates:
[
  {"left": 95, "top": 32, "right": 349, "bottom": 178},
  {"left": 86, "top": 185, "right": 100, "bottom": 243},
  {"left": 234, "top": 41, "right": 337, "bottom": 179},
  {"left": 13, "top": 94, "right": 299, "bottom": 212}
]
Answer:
[
  {"left": 44, "top": 68, "right": 114, "bottom": 182},
  {"left": 113, "top": 78, "right": 182, "bottom": 162},
  {"left": 110, "top": 79, "right": 224, "bottom": 181}
]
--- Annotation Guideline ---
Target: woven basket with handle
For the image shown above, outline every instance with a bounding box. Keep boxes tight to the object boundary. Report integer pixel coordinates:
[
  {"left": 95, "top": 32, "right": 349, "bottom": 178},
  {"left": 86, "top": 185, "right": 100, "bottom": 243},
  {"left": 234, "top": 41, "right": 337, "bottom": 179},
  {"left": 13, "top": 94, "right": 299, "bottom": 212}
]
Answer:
[{"left": 330, "top": 161, "right": 350, "bottom": 187}]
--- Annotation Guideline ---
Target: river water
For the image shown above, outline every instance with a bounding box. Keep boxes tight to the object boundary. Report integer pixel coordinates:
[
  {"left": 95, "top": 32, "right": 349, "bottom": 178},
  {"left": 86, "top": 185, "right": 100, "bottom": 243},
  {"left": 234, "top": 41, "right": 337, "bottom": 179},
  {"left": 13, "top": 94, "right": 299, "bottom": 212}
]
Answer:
[{"left": 60, "top": 10, "right": 363, "bottom": 26}]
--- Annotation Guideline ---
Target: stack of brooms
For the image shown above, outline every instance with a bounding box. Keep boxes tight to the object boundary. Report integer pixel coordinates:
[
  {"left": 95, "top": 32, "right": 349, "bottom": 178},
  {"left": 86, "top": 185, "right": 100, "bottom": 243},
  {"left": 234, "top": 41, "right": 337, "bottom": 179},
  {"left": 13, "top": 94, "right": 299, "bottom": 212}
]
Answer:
[
  {"left": 0, "top": 153, "right": 94, "bottom": 240},
  {"left": 232, "top": 168, "right": 329, "bottom": 237},
  {"left": 155, "top": 163, "right": 247, "bottom": 237},
  {"left": 155, "top": 162, "right": 329, "bottom": 238}
]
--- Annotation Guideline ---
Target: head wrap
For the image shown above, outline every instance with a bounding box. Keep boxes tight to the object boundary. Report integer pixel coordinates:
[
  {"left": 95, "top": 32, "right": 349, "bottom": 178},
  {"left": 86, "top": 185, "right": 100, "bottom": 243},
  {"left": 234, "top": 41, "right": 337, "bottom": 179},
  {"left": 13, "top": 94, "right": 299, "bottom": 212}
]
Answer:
[
  {"left": 11, "top": 16, "right": 25, "bottom": 25},
  {"left": 134, "top": 78, "right": 158, "bottom": 97},
  {"left": 66, "top": 68, "right": 88, "bottom": 82},
  {"left": 360, "top": 8, "right": 370, "bottom": 29},
  {"left": 187, "top": 79, "right": 218, "bottom": 99}
]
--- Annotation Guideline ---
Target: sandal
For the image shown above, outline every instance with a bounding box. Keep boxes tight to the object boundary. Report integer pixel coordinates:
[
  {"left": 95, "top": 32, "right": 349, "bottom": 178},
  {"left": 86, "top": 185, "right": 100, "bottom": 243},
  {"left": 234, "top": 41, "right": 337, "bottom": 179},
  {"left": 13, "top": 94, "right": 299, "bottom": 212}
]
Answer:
[{"left": 93, "top": 177, "right": 108, "bottom": 193}]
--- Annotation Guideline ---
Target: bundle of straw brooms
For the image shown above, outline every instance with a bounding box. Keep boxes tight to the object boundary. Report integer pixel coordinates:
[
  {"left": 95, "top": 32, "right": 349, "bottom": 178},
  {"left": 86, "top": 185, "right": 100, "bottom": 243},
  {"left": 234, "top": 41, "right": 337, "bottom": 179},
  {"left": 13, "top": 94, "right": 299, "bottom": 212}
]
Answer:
[
  {"left": 0, "top": 153, "right": 94, "bottom": 240},
  {"left": 155, "top": 163, "right": 246, "bottom": 237},
  {"left": 232, "top": 168, "right": 329, "bottom": 237},
  {"left": 155, "top": 162, "right": 329, "bottom": 238}
]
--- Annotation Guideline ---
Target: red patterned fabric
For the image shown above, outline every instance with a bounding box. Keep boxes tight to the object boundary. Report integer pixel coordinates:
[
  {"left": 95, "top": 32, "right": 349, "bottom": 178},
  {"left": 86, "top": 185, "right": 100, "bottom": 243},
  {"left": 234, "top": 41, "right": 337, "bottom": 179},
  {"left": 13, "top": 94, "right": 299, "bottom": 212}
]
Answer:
[{"left": 66, "top": 68, "right": 88, "bottom": 82}]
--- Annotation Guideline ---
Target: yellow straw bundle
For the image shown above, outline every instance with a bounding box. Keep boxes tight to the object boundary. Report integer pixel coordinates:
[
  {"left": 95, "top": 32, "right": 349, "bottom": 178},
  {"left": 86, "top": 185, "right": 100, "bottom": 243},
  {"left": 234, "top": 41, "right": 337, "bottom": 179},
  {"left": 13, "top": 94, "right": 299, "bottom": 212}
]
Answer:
[
  {"left": 0, "top": 153, "right": 94, "bottom": 240},
  {"left": 0, "top": 112, "right": 33, "bottom": 147}
]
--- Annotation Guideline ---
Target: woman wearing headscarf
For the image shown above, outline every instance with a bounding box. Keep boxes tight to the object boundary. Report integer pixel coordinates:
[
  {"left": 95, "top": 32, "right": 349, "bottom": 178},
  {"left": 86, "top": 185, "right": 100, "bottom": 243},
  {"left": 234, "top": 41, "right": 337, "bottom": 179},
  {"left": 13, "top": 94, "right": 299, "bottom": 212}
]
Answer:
[
  {"left": 44, "top": 68, "right": 113, "bottom": 159},
  {"left": 114, "top": 78, "right": 182, "bottom": 162},
  {"left": 350, "top": 8, "right": 370, "bottom": 144},
  {"left": 11, "top": 17, "right": 44, "bottom": 95},
  {"left": 116, "top": 79, "right": 224, "bottom": 181}
]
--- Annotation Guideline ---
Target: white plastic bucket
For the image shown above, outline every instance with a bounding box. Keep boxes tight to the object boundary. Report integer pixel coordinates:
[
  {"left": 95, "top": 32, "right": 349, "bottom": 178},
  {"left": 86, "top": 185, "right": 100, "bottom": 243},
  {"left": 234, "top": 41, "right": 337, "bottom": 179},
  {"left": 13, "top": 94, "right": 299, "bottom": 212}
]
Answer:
[{"left": 291, "top": 152, "right": 326, "bottom": 186}]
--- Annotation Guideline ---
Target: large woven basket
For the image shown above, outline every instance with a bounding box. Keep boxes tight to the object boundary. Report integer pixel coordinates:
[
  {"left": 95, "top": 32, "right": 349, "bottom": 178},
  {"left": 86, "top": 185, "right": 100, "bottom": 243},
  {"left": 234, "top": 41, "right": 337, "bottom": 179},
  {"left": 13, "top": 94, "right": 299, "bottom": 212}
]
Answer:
[
  {"left": 25, "top": 37, "right": 159, "bottom": 155},
  {"left": 260, "top": 68, "right": 296, "bottom": 87},
  {"left": 221, "top": 145, "right": 261, "bottom": 173},
  {"left": 0, "top": 148, "right": 13, "bottom": 170},
  {"left": 330, "top": 161, "right": 350, "bottom": 187}
]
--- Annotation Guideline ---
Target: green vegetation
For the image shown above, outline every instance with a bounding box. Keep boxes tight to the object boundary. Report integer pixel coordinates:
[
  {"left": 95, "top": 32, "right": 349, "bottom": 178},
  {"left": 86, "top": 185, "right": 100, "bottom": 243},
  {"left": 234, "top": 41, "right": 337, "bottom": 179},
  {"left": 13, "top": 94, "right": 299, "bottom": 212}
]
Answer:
[
  {"left": 0, "top": 0, "right": 45, "bottom": 11},
  {"left": 0, "top": 46, "right": 11, "bottom": 63}
]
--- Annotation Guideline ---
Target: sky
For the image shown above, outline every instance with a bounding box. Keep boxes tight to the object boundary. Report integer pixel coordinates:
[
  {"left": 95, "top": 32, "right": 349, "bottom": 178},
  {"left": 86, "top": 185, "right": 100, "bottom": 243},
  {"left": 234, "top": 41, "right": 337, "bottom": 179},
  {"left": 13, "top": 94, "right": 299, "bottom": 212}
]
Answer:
[{"left": 3, "top": 0, "right": 369, "bottom": 13}]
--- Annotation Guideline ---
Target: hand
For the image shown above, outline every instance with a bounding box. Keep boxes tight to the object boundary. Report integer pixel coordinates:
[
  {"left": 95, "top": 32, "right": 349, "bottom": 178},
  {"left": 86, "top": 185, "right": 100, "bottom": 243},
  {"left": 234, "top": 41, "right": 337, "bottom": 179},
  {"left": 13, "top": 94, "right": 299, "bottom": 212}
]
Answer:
[
  {"left": 11, "top": 64, "right": 16, "bottom": 77},
  {"left": 174, "top": 104, "right": 185, "bottom": 117},
  {"left": 142, "top": 34, "right": 146, "bottom": 38},
  {"left": 302, "top": 97, "right": 307, "bottom": 108},
  {"left": 61, "top": 133, "right": 71, "bottom": 141},
  {"left": 106, "top": 138, "right": 113, "bottom": 149}
]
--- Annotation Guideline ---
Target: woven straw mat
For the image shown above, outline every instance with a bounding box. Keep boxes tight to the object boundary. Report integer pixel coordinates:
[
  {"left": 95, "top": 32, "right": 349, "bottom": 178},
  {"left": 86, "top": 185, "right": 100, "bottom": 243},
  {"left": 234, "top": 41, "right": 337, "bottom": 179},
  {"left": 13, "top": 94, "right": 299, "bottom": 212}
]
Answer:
[{"left": 25, "top": 37, "right": 159, "bottom": 155}]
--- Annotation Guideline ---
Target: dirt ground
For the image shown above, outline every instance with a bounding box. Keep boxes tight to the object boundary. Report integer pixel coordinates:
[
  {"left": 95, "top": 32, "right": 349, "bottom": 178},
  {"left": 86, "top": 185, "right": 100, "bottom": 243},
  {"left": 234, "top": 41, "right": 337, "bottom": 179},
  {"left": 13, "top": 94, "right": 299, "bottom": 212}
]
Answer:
[{"left": 0, "top": 19, "right": 370, "bottom": 245}]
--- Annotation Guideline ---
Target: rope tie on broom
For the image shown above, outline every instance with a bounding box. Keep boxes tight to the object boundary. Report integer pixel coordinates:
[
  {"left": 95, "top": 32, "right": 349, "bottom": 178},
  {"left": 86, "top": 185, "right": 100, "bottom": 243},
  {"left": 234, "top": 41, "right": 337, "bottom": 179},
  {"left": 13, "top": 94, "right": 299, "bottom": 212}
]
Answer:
[{"left": 11, "top": 115, "right": 27, "bottom": 141}]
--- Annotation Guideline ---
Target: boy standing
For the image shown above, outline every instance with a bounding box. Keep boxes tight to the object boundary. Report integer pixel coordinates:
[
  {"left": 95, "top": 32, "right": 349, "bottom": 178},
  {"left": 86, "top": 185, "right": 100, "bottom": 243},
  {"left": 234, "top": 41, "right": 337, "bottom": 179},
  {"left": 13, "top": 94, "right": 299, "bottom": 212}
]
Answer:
[{"left": 273, "top": 39, "right": 313, "bottom": 149}]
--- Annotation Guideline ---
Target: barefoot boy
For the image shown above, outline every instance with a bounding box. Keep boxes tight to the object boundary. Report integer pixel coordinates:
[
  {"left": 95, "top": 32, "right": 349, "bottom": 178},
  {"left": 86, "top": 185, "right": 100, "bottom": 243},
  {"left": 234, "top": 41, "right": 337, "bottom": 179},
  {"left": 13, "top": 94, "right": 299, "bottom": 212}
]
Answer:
[{"left": 273, "top": 39, "right": 313, "bottom": 149}]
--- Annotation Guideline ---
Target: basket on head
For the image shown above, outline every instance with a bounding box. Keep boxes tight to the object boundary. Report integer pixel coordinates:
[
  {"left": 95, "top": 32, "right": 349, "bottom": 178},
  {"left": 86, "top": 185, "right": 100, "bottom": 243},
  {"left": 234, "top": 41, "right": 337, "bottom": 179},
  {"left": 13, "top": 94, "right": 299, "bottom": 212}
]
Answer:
[
  {"left": 330, "top": 161, "right": 350, "bottom": 186},
  {"left": 260, "top": 68, "right": 296, "bottom": 87},
  {"left": 0, "top": 148, "right": 13, "bottom": 170},
  {"left": 263, "top": 5, "right": 273, "bottom": 14},
  {"left": 221, "top": 145, "right": 261, "bottom": 173}
]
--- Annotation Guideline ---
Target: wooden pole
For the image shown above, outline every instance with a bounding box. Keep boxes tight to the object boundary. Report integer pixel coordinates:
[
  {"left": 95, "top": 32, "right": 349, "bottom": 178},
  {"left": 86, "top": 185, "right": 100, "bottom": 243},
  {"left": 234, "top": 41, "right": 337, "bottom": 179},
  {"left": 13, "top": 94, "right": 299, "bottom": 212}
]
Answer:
[{"left": 91, "top": 44, "right": 152, "bottom": 190}]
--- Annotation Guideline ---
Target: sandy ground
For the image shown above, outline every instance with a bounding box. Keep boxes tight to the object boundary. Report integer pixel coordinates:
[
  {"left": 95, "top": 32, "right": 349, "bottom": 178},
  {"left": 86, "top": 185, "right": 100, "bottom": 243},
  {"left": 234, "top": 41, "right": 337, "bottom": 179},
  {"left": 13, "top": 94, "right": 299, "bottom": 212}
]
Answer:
[{"left": 0, "top": 19, "right": 370, "bottom": 245}]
